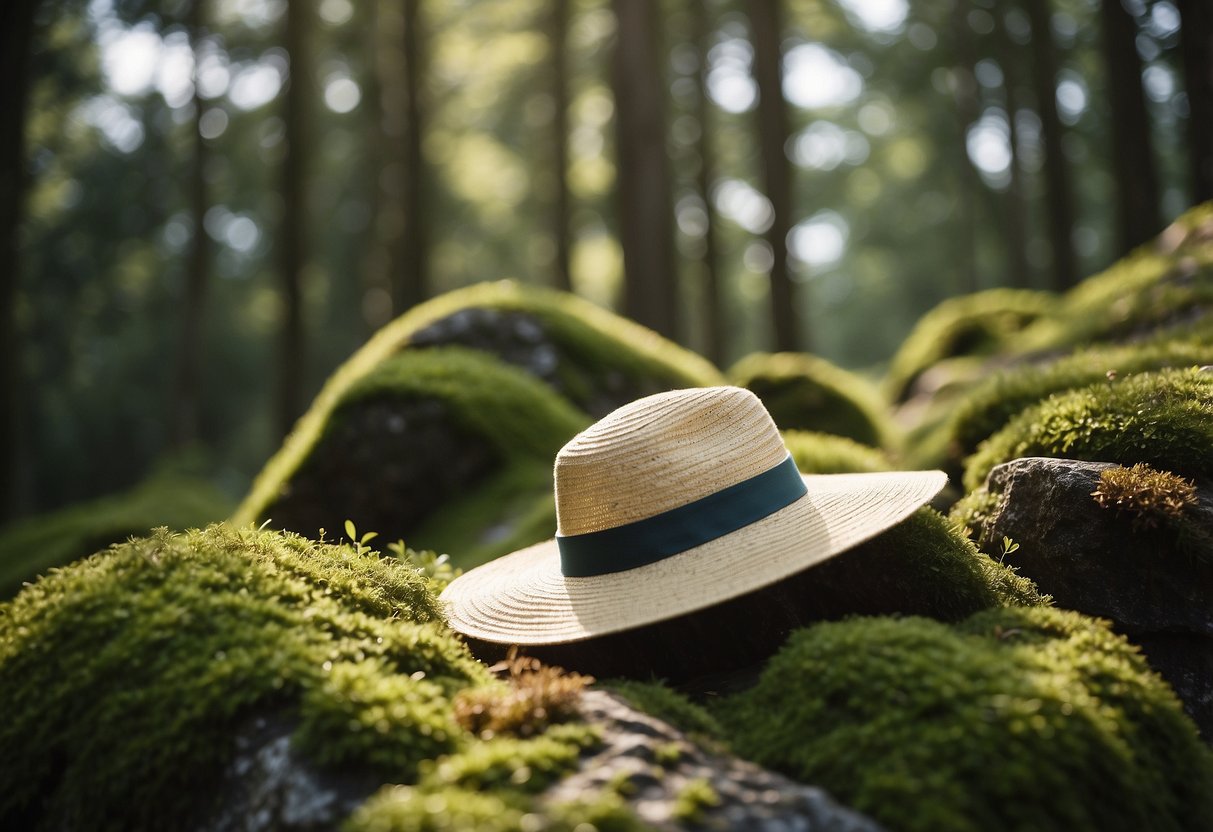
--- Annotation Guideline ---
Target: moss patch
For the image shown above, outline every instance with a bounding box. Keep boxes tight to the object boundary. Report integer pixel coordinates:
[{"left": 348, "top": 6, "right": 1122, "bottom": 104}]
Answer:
[
  {"left": 600, "top": 680, "right": 726, "bottom": 747},
  {"left": 0, "top": 525, "right": 488, "bottom": 830},
  {"left": 0, "top": 471, "right": 232, "bottom": 599},
  {"left": 883, "top": 288, "right": 1056, "bottom": 402},
  {"left": 730, "top": 352, "right": 895, "bottom": 449},
  {"left": 782, "top": 429, "right": 891, "bottom": 474},
  {"left": 962, "top": 367, "right": 1213, "bottom": 491},
  {"left": 947, "top": 333, "right": 1213, "bottom": 458},
  {"left": 718, "top": 607, "right": 1213, "bottom": 832}
]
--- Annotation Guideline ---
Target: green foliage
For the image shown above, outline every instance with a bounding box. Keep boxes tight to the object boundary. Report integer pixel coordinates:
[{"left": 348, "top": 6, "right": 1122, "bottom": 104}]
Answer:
[
  {"left": 963, "top": 368, "right": 1213, "bottom": 491},
  {"left": 730, "top": 352, "right": 895, "bottom": 449},
  {"left": 718, "top": 607, "right": 1213, "bottom": 832},
  {"left": 600, "top": 680, "right": 726, "bottom": 748},
  {"left": 883, "top": 289, "right": 1056, "bottom": 402},
  {"left": 782, "top": 429, "right": 892, "bottom": 474},
  {"left": 0, "top": 471, "right": 232, "bottom": 599},
  {"left": 0, "top": 525, "right": 488, "bottom": 830},
  {"left": 947, "top": 333, "right": 1213, "bottom": 457},
  {"left": 1091, "top": 463, "right": 1198, "bottom": 530}
]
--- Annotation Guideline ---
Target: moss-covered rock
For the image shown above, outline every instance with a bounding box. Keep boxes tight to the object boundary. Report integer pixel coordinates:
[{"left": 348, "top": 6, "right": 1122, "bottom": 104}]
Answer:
[
  {"left": 0, "top": 525, "right": 488, "bottom": 830},
  {"left": 947, "top": 332, "right": 1213, "bottom": 459},
  {"left": 0, "top": 471, "right": 232, "bottom": 599},
  {"left": 883, "top": 288, "right": 1056, "bottom": 403},
  {"left": 1012, "top": 204, "right": 1213, "bottom": 354},
  {"left": 718, "top": 607, "right": 1213, "bottom": 832},
  {"left": 237, "top": 348, "right": 590, "bottom": 565},
  {"left": 729, "top": 352, "right": 895, "bottom": 449},
  {"left": 962, "top": 367, "right": 1213, "bottom": 491},
  {"left": 782, "top": 430, "right": 892, "bottom": 474}
]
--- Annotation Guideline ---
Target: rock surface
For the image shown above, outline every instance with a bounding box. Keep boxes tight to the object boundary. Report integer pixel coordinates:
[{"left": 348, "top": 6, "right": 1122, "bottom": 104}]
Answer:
[
  {"left": 973, "top": 456, "right": 1213, "bottom": 738},
  {"left": 542, "top": 691, "right": 884, "bottom": 832}
]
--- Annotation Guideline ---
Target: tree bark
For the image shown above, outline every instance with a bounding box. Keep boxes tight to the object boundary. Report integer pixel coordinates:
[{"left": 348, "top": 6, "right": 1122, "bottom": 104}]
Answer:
[
  {"left": 998, "top": 7, "right": 1032, "bottom": 288},
  {"left": 1099, "top": 0, "right": 1160, "bottom": 254},
  {"left": 172, "top": 0, "right": 212, "bottom": 449},
  {"left": 692, "top": 1, "right": 725, "bottom": 365},
  {"left": 398, "top": 0, "right": 427, "bottom": 312},
  {"left": 746, "top": 0, "right": 799, "bottom": 352},
  {"left": 611, "top": 0, "right": 678, "bottom": 341},
  {"left": 1025, "top": 0, "right": 1078, "bottom": 290},
  {"left": 551, "top": 0, "right": 573, "bottom": 292},
  {"left": 1177, "top": 0, "right": 1213, "bottom": 204},
  {"left": 278, "top": 0, "right": 308, "bottom": 439},
  {"left": 951, "top": 0, "right": 981, "bottom": 294},
  {"left": 0, "top": 0, "right": 37, "bottom": 521}
]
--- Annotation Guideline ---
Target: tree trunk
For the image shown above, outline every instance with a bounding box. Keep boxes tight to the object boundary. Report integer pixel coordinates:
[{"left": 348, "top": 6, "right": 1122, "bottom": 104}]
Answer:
[
  {"left": 611, "top": 0, "right": 678, "bottom": 341},
  {"left": 551, "top": 0, "right": 573, "bottom": 292},
  {"left": 1025, "top": 0, "right": 1078, "bottom": 290},
  {"left": 693, "top": 1, "right": 725, "bottom": 365},
  {"left": 278, "top": 1, "right": 308, "bottom": 439},
  {"left": 172, "top": 0, "right": 211, "bottom": 449},
  {"left": 998, "top": 7, "right": 1032, "bottom": 288},
  {"left": 0, "top": 0, "right": 37, "bottom": 521},
  {"left": 1099, "top": 0, "right": 1160, "bottom": 254},
  {"left": 1177, "top": 0, "right": 1213, "bottom": 204},
  {"left": 398, "top": 0, "right": 427, "bottom": 312},
  {"left": 746, "top": 0, "right": 799, "bottom": 352},
  {"left": 950, "top": 0, "right": 981, "bottom": 294}
]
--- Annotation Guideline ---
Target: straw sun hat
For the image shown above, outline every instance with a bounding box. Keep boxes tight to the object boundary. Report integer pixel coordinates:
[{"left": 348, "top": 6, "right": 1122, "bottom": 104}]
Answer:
[{"left": 441, "top": 386, "right": 946, "bottom": 646}]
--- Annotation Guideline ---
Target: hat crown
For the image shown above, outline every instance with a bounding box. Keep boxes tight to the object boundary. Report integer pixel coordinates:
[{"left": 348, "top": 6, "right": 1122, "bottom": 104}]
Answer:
[{"left": 554, "top": 386, "right": 788, "bottom": 536}]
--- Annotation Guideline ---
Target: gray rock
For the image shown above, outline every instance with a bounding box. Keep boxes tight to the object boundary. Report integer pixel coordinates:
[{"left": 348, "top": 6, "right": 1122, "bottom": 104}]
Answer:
[
  {"left": 973, "top": 456, "right": 1213, "bottom": 738},
  {"left": 542, "top": 690, "right": 885, "bottom": 832}
]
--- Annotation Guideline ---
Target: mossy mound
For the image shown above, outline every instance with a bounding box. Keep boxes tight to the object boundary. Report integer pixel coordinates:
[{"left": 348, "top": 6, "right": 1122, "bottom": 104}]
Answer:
[
  {"left": 718, "top": 607, "right": 1213, "bottom": 832},
  {"left": 1013, "top": 204, "right": 1213, "bottom": 353},
  {"left": 883, "top": 288, "right": 1056, "bottom": 403},
  {"left": 729, "top": 352, "right": 894, "bottom": 449},
  {"left": 0, "top": 525, "right": 488, "bottom": 829},
  {"left": 782, "top": 430, "right": 891, "bottom": 474},
  {"left": 962, "top": 367, "right": 1213, "bottom": 491},
  {"left": 948, "top": 328, "right": 1213, "bottom": 459},
  {"left": 0, "top": 471, "right": 232, "bottom": 599},
  {"left": 236, "top": 347, "right": 590, "bottom": 563}
]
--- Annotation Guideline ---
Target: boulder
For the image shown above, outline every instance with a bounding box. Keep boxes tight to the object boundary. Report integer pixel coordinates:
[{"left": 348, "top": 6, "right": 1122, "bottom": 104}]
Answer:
[{"left": 965, "top": 456, "right": 1213, "bottom": 737}]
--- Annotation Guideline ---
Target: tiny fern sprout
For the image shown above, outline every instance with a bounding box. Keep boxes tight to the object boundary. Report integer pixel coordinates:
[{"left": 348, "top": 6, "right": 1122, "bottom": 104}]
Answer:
[
  {"left": 999, "top": 536, "right": 1020, "bottom": 564},
  {"left": 343, "top": 520, "right": 379, "bottom": 557}
]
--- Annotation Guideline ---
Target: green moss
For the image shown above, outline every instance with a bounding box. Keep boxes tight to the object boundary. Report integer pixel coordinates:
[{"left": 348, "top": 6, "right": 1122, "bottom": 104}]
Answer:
[
  {"left": 718, "top": 607, "right": 1213, "bottom": 832},
  {"left": 670, "top": 778, "right": 721, "bottom": 824},
  {"left": 422, "top": 722, "right": 600, "bottom": 794},
  {"left": 948, "top": 333, "right": 1213, "bottom": 458},
  {"left": 963, "top": 367, "right": 1213, "bottom": 491},
  {"left": 730, "top": 352, "right": 895, "bottom": 449},
  {"left": 0, "top": 525, "right": 489, "bottom": 830},
  {"left": 600, "top": 680, "right": 725, "bottom": 747},
  {"left": 782, "top": 429, "right": 891, "bottom": 474},
  {"left": 883, "top": 289, "right": 1056, "bottom": 402},
  {"left": 811, "top": 508, "right": 1049, "bottom": 617},
  {"left": 235, "top": 281, "right": 722, "bottom": 529},
  {"left": 345, "top": 786, "right": 649, "bottom": 832},
  {"left": 947, "top": 487, "right": 1001, "bottom": 540},
  {"left": 0, "top": 471, "right": 232, "bottom": 599},
  {"left": 1013, "top": 207, "right": 1213, "bottom": 353}
]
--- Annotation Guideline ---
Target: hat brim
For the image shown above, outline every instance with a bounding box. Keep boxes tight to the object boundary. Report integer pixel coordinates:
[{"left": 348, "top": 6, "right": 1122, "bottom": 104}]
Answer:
[{"left": 440, "top": 469, "right": 948, "bottom": 645}]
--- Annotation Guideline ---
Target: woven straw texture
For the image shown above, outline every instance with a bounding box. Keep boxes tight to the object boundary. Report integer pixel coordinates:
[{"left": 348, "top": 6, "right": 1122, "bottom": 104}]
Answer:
[{"left": 441, "top": 386, "right": 946, "bottom": 645}]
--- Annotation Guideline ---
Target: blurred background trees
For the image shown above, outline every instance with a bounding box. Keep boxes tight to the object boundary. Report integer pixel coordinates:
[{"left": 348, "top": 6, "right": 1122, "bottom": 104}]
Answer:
[{"left": 1, "top": 0, "right": 1205, "bottom": 520}]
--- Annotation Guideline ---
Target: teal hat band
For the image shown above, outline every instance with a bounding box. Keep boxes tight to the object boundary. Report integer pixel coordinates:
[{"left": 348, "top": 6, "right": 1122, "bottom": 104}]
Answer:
[{"left": 557, "top": 454, "right": 807, "bottom": 578}]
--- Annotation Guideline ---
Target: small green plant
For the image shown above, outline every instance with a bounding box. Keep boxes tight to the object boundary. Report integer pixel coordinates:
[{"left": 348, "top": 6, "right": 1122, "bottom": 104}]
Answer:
[
  {"left": 1091, "top": 463, "right": 1198, "bottom": 530},
  {"left": 344, "top": 519, "right": 378, "bottom": 556},
  {"left": 999, "top": 536, "right": 1020, "bottom": 564},
  {"left": 653, "top": 742, "right": 683, "bottom": 768}
]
